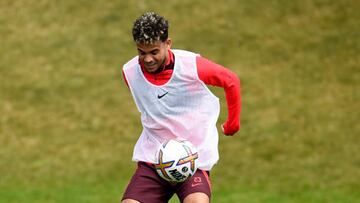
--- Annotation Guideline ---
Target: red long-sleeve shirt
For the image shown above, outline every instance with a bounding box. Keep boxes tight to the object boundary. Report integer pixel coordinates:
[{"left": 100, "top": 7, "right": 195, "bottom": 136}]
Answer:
[{"left": 122, "top": 50, "right": 241, "bottom": 135}]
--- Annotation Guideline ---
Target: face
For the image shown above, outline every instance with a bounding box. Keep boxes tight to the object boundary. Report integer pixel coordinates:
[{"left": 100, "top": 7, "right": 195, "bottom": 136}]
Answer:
[{"left": 136, "top": 39, "right": 172, "bottom": 73}]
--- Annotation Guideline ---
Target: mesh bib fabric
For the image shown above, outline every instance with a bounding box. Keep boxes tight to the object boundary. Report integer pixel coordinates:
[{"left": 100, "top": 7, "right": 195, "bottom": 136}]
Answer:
[{"left": 123, "top": 49, "right": 220, "bottom": 170}]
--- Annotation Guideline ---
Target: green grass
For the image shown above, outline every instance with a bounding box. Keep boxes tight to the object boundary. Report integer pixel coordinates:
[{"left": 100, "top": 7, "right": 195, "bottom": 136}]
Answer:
[{"left": 1, "top": 0, "right": 359, "bottom": 202}]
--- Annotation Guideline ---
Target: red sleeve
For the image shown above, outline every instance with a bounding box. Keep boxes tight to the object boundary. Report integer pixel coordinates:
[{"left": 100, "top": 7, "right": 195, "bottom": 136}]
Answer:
[
  {"left": 122, "top": 69, "right": 129, "bottom": 88},
  {"left": 196, "top": 56, "right": 241, "bottom": 135}
]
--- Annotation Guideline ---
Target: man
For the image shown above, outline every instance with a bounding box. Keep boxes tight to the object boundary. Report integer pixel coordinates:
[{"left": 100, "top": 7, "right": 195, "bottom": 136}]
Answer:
[{"left": 121, "top": 12, "right": 241, "bottom": 203}]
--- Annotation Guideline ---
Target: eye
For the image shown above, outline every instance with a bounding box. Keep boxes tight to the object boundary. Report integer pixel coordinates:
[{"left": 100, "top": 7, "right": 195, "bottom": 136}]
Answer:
[
  {"left": 151, "top": 50, "right": 159, "bottom": 55},
  {"left": 138, "top": 51, "right": 146, "bottom": 55}
]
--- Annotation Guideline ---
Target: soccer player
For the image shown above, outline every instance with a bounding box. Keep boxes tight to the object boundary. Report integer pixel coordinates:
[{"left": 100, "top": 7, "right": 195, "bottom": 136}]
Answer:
[{"left": 121, "top": 12, "right": 241, "bottom": 203}]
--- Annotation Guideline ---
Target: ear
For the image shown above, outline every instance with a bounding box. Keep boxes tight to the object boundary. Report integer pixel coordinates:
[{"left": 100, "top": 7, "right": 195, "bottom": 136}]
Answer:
[{"left": 165, "top": 38, "right": 172, "bottom": 49}]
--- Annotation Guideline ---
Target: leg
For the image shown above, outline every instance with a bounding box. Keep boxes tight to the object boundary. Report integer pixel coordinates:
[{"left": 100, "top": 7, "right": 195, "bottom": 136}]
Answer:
[
  {"left": 121, "top": 199, "right": 141, "bottom": 203},
  {"left": 176, "top": 170, "right": 211, "bottom": 203},
  {"left": 121, "top": 162, "right": 174, "bottom": 203},
  {"left": 183, "top": 192, "right": 209, "bottom": 203}
]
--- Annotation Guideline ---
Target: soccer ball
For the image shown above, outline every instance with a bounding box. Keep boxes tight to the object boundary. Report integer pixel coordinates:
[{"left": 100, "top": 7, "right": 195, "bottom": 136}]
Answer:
[{"left": 155, "top": 139, "right": 199, "bottom": 183}]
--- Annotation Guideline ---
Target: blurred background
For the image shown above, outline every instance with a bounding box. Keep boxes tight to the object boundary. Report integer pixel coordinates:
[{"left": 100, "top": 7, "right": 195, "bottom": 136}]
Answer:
[{"left": 0, "top": 0, "right": 359, "bottom": 202}]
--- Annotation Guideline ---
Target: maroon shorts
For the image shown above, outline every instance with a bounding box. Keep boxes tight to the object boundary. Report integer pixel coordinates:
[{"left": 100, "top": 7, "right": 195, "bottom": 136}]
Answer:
[{"left": 122, "top": 162, "right": 211, "bottom": 203}]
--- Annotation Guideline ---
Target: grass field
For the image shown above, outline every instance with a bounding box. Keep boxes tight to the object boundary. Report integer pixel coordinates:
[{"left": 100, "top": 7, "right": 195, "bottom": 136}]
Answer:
[{"left": 1, "top": 0, "right": 359, "bottom": 202}]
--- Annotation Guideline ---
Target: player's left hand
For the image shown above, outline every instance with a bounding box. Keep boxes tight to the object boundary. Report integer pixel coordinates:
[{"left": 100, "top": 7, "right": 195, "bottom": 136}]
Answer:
[{"left": 221, "top": 123, "right": 237, "bottom": 136}]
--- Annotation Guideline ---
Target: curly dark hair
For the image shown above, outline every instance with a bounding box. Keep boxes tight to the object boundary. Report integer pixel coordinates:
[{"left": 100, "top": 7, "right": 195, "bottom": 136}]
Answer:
[{"left": 132, "top": 12, "right": 169, "bottom": 44}]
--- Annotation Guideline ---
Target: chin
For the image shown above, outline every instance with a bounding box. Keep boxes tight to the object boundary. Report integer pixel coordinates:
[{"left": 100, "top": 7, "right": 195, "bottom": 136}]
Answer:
[{"left": 145, "top": 66, "right": 159, "bottom": 73}]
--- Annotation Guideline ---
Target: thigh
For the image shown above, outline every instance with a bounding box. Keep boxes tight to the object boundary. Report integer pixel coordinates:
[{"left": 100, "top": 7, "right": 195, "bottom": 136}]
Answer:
[
  {"left": 122, "top": 162, "right": 174, "bottom": 203},
  {"left": 176, "top": 170, "right": 211, "bottom": 202},
  {"left": 183, "top": 192, "right": 209, "bottom": 203}
]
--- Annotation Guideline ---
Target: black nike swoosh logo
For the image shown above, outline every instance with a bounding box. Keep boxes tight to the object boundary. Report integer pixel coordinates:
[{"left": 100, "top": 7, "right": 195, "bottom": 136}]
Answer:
[{"left": 157, "top": 92, "right": 169, "bottom": 99}]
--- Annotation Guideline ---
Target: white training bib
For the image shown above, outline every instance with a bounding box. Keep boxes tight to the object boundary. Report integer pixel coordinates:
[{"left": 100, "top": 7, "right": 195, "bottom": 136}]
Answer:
[{"left": 123, "top": 49, "right": 220, "bottom": 170}]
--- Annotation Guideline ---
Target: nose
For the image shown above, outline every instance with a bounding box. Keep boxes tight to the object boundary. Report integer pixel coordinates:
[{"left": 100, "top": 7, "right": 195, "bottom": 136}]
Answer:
[{"left": 144, "top": 54, "right": 153, "bottom": 63}]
